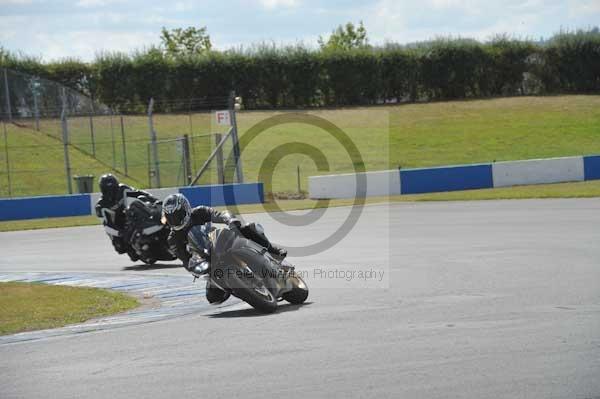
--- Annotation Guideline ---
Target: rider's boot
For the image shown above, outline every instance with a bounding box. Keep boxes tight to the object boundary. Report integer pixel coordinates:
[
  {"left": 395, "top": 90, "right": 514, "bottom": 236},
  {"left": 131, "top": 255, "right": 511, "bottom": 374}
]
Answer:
[
  {"left": 268, "top": 244, "right": 287, "bottom": 260},
  {"left": 127, "top": 248, "right": 139, "bottom": 262}
]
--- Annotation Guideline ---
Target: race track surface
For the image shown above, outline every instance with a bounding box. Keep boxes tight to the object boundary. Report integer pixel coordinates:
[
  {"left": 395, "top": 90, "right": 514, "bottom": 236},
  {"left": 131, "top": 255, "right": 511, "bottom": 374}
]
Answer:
[{"left": 1, "top": 199, "right": 600, "bottom": 398}]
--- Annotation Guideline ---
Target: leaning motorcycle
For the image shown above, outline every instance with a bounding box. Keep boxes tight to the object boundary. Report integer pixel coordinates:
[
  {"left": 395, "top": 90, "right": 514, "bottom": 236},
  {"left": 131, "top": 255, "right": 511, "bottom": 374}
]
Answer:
[
  {"left": 101, "top": 198, "right": 176, "bottom": 265},
  {"left": 187, "top": 224, "right": 309, "bottom": 313}
]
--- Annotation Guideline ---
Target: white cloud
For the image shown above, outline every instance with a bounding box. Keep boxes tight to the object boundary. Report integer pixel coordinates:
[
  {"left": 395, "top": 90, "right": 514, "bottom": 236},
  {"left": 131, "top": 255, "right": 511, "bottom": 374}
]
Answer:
[
  {"left": 567, "top": 0, "right": 600, "bottom": 16},
  {"left": 429, "top": 0, "right": 467, "bottom": 10},
  {"left": 27, "top": 30, "right": 156, "bottom": 61},
  {"left": 364, "top": 0, "right": 569, "bottom": 44},
  {"left": 75, "top": 0, "right": 124, "bottom": 8},
  {"left": 0, "top": 0, "right": 33, "bottom": 4},
  {"left": 0, "top": 32, "right": 16, "bottom": 43},
  {"left": 259, "top": 0, "right": 299, "bottom": 10},
  {"left": 173, "top": 1, "right": 195, "bottom": 12},
  {"left": 142, "top": 14, "right": 181, "bottom": 25}
]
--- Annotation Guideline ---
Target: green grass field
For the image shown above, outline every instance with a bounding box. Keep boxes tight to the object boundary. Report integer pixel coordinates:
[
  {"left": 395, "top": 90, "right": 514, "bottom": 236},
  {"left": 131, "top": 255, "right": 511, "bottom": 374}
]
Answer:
[
  {"left": 1, "top": 95, "right": 599, "bottom": 197},
  {"left": 238, "top": 95, "right": 600, "bottom": 192},
  {"left": 0, "top": 282, "right": 139, "bottom": 335},
  {"left": 0, "top": 122, "right": 136, "bottom": 197}
]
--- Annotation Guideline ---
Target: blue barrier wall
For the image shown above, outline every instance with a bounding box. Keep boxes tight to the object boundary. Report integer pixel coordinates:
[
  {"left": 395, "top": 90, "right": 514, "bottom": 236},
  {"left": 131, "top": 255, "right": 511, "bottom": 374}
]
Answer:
[
  {"left": 400, "top": 164, "right": 493, "bottom": 194},
  {"left": 311, "top": 155, "right": 594, "bottom": 199},
  {"left": 583, "top": 155, "right": 600, "bottom": 181},
  {"left": 179, "top": 183, "right": 264, "bottom": 207},
  {"left": 0, "top": 183, "right": 264, "bottom": 222},
  {"left": 0, "top": 194, "right": 91, "bottom": 221}
]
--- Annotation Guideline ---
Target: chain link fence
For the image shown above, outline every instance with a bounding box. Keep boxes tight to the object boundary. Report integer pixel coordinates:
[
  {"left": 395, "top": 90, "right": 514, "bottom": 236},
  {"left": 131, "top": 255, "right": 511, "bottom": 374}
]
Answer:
[{"left": 0, "top": 68, "right": 243, "bottom": 198}]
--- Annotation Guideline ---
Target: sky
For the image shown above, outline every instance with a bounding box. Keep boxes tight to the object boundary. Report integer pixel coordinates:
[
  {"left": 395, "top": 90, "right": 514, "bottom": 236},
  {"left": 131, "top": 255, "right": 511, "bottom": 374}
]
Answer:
[{"left": 1, "top": 0, "right": 599, "bottom": 61}]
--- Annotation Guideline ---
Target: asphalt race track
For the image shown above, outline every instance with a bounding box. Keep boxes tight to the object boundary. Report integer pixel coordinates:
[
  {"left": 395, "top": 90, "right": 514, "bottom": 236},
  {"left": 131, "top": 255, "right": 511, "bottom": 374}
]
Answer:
[{"left": 1, "top": 199, "right": 600, "bottom": 398}]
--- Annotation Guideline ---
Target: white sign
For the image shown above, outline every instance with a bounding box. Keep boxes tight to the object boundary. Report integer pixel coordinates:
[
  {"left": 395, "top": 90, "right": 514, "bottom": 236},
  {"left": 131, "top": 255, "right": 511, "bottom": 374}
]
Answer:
[{"left": 215, "top": 110, "right": 231, "bottom": 126}]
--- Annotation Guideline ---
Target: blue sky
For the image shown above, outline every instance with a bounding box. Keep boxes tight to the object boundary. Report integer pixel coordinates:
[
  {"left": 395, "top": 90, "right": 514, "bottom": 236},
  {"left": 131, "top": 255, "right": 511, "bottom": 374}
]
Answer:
[{"left": 1, "top": 0, "right": 599, "bottom": 61}]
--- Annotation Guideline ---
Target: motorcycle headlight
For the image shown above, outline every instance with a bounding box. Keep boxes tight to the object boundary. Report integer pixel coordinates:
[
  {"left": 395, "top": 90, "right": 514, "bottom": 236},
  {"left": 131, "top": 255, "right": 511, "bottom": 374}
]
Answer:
[{"left": 190, "top": 258, "right": 210, "bottom": 275}]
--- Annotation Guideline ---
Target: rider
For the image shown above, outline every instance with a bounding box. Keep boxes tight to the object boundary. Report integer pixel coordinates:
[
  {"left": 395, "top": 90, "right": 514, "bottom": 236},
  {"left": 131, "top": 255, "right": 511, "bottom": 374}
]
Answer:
[
  {"left": 95, "top": 173, "right": 158, "bottom": 259},
  {"left": 161, "top": 193, "right": 287, "bottom": 303}
]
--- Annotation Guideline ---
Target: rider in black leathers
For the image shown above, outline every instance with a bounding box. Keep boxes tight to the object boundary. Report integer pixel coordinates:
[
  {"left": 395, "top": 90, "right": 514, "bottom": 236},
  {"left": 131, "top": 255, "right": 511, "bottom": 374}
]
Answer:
[
  {"left": 95, "top": 174, "right": 157, "bottom": 259},
  {"left": 162, "top": 193, "right": 287, "bottom": 304}
]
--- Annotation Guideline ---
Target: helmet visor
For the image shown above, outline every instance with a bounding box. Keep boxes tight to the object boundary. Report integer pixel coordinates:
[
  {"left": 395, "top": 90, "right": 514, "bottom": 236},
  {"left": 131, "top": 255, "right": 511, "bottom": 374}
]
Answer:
[
  {"left": 101, "top": 182, "right": 118, "bottom": 202},
  {"left": 165, "top": 206, "right": 189, "bottom": 229}
]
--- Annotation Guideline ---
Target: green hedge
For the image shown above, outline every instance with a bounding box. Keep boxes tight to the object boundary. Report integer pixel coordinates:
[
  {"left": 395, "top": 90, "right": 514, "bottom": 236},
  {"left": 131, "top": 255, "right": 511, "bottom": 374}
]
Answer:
[{"left": 2, "top": 30, "right": 599, "bottom": 111}]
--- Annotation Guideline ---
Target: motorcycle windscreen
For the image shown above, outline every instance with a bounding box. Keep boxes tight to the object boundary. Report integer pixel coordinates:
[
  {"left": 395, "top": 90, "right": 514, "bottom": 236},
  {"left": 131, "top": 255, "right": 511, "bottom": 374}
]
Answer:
[
  {"left": 212, "top": 228, "right": 240, "bottom": 256},
  {"left": 187, "top": 225, "right": 213, "bottom": 255}
]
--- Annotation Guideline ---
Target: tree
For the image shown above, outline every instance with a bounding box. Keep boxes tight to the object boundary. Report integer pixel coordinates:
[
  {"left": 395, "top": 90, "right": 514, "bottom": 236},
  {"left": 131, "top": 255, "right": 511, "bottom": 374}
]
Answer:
[
  {"left": 160, "top": 26, "right": 212, "bottom": 57},
  {"left": 318, "top": 21, "right": 369, "bottom": 51}
]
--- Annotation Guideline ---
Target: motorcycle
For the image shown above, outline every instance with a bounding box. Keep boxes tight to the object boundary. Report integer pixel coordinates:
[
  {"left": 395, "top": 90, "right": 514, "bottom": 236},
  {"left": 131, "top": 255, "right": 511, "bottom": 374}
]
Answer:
[
  {"left": 187, "top": 224, "right": 309, "bottom": 313},
  {"left": 101, "top": 197, "right": 176, "bottom": 265}
]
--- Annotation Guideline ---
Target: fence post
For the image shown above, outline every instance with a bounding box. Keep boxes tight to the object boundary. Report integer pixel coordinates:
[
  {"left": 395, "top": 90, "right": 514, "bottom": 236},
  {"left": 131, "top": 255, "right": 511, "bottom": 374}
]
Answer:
[
  {"left": 228, "top": 91, "right": 244, "bottom": 183},
  {"left": 147, "top": 144, "right": 152, "bottom": 188},
  {"left": 120, "top": 115, "right": 128, "bottom": 176},
  {"left": 109, "top": 109, "right": 116, "bottom": 169},
  {"left": 3, "top": 69, "right": 12, "bottom": 122},
  {"left": 2, "top": 121, "right": 11, "bottom": 197},
  {"left": 297, "top": 165, "right": 301, "bottom": 194},
  {"left": 182, "top": 134, "right": 192, "bottom": 185},
  {"left": 89, "top": 103, "right": 96, "bottom": 157},
  {"left": 188, "top": 99, "right": 198, "bottom": 172},
  {"left": 188, "top": 98, "right": 194, "bottom": 136},
  {"left": 33, "top": 89, "right": 40, "bottom": 131},
  {"left": 190, "top": 128, "right": 233, "bottom": 186},
  {"left": 215, "top": 133, "right": 225, "bottom": 184},
  {"left": 60, "top": 100, "right": 73, "bottom": 194},
  {"left": 147, "top": 98, "right": 161, "bottom": 188}
]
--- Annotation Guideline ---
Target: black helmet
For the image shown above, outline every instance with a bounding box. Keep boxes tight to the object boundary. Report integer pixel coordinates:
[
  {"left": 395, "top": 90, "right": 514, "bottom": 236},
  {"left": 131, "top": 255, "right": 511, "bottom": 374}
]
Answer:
[
  {"left": 162, "top": 193, "right": 192, "bottom": 231},
  {"left": 99, "top": 173, "right": 119, "bottom": 202}
]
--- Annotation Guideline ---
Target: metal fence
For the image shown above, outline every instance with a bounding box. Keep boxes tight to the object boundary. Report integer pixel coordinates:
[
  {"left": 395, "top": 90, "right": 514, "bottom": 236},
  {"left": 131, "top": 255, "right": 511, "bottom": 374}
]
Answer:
[{"left": 0, "top": 68, "right": 243, "bottom": 198}]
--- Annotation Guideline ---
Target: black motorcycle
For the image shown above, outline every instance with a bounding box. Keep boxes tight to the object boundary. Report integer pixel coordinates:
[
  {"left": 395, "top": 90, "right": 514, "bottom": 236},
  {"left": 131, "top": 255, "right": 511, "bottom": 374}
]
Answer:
[
  {"left": 187, "top": 224, "right": 309, "bottom": 313},
  {"left": 101, "top": 198, "right": 176, "bottom": 265}
]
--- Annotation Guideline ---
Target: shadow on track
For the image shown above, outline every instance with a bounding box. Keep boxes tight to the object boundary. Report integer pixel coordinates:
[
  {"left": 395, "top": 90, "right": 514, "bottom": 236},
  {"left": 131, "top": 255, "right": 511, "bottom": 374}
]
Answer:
[
  {"left": 208, "top": 302, "right": 313, "bottom": 318},
  {"left": 122, "top": 263, "right": 182, "bottom": 271}
]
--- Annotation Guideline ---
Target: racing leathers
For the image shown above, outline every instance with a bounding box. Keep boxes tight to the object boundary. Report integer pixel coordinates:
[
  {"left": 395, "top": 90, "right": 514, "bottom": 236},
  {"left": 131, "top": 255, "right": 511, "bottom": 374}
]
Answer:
[
  {"left": 167, "top": 206, "right": 285, "bottom": 270},
  {"left": 95, "top": 184, "right": 157, "bottom": 256}
]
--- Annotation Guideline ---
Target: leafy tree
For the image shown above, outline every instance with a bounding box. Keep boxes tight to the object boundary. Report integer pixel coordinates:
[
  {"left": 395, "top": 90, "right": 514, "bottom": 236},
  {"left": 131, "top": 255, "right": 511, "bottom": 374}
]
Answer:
[
  {"left": 319, "top": 21, "right": 369, "bottom": 51},
  {"left": 160, "top": 26, "right": 212, "bottom": 57}
]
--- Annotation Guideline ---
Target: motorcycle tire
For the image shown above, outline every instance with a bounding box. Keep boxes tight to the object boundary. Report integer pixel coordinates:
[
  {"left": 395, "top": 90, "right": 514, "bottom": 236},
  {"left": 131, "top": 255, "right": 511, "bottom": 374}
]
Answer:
[
  {"left": 233, "top": 276, "right": 278, "bottom": 313},
  {"left": 282, "top": 274, "right": 309, "bottom": 304}
]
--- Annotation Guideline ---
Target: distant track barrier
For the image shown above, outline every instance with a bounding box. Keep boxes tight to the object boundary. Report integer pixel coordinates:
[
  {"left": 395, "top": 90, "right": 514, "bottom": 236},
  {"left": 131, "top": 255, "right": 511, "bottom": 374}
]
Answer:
[
  {"left": 309, "top": 155, "right": 600, "bottom": 199},
  {"left": 0, "top": 182, "right": 263, "bottom": 221}
]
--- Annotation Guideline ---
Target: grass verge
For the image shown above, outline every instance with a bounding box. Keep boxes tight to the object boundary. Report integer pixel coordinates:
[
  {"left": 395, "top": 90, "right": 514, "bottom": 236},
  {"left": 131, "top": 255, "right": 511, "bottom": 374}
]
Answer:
[
  {"left": 0, "top": 282, "right": 139, "bottom": 336},
  {"left": 2, "top": 95, "right": 600, "bottom": 195},
  {"left": 1, "top": 180, "right": 599, "bottom": 232}
]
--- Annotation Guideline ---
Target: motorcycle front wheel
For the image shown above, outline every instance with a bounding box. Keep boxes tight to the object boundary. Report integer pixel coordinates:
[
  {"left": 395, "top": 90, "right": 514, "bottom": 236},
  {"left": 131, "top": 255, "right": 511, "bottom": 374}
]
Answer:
[
  {"left": 282, "top": 274, "right": 309, "bottom": 304},
  {"left": 233, "top": 275, "right": 278, "bottom": 313}
]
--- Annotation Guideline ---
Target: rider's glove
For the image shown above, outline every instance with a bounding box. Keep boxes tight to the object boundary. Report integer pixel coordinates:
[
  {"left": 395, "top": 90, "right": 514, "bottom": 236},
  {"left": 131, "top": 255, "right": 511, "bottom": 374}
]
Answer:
[{"left": 228, "top": 218, "right": 242, "bottom": 230}]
